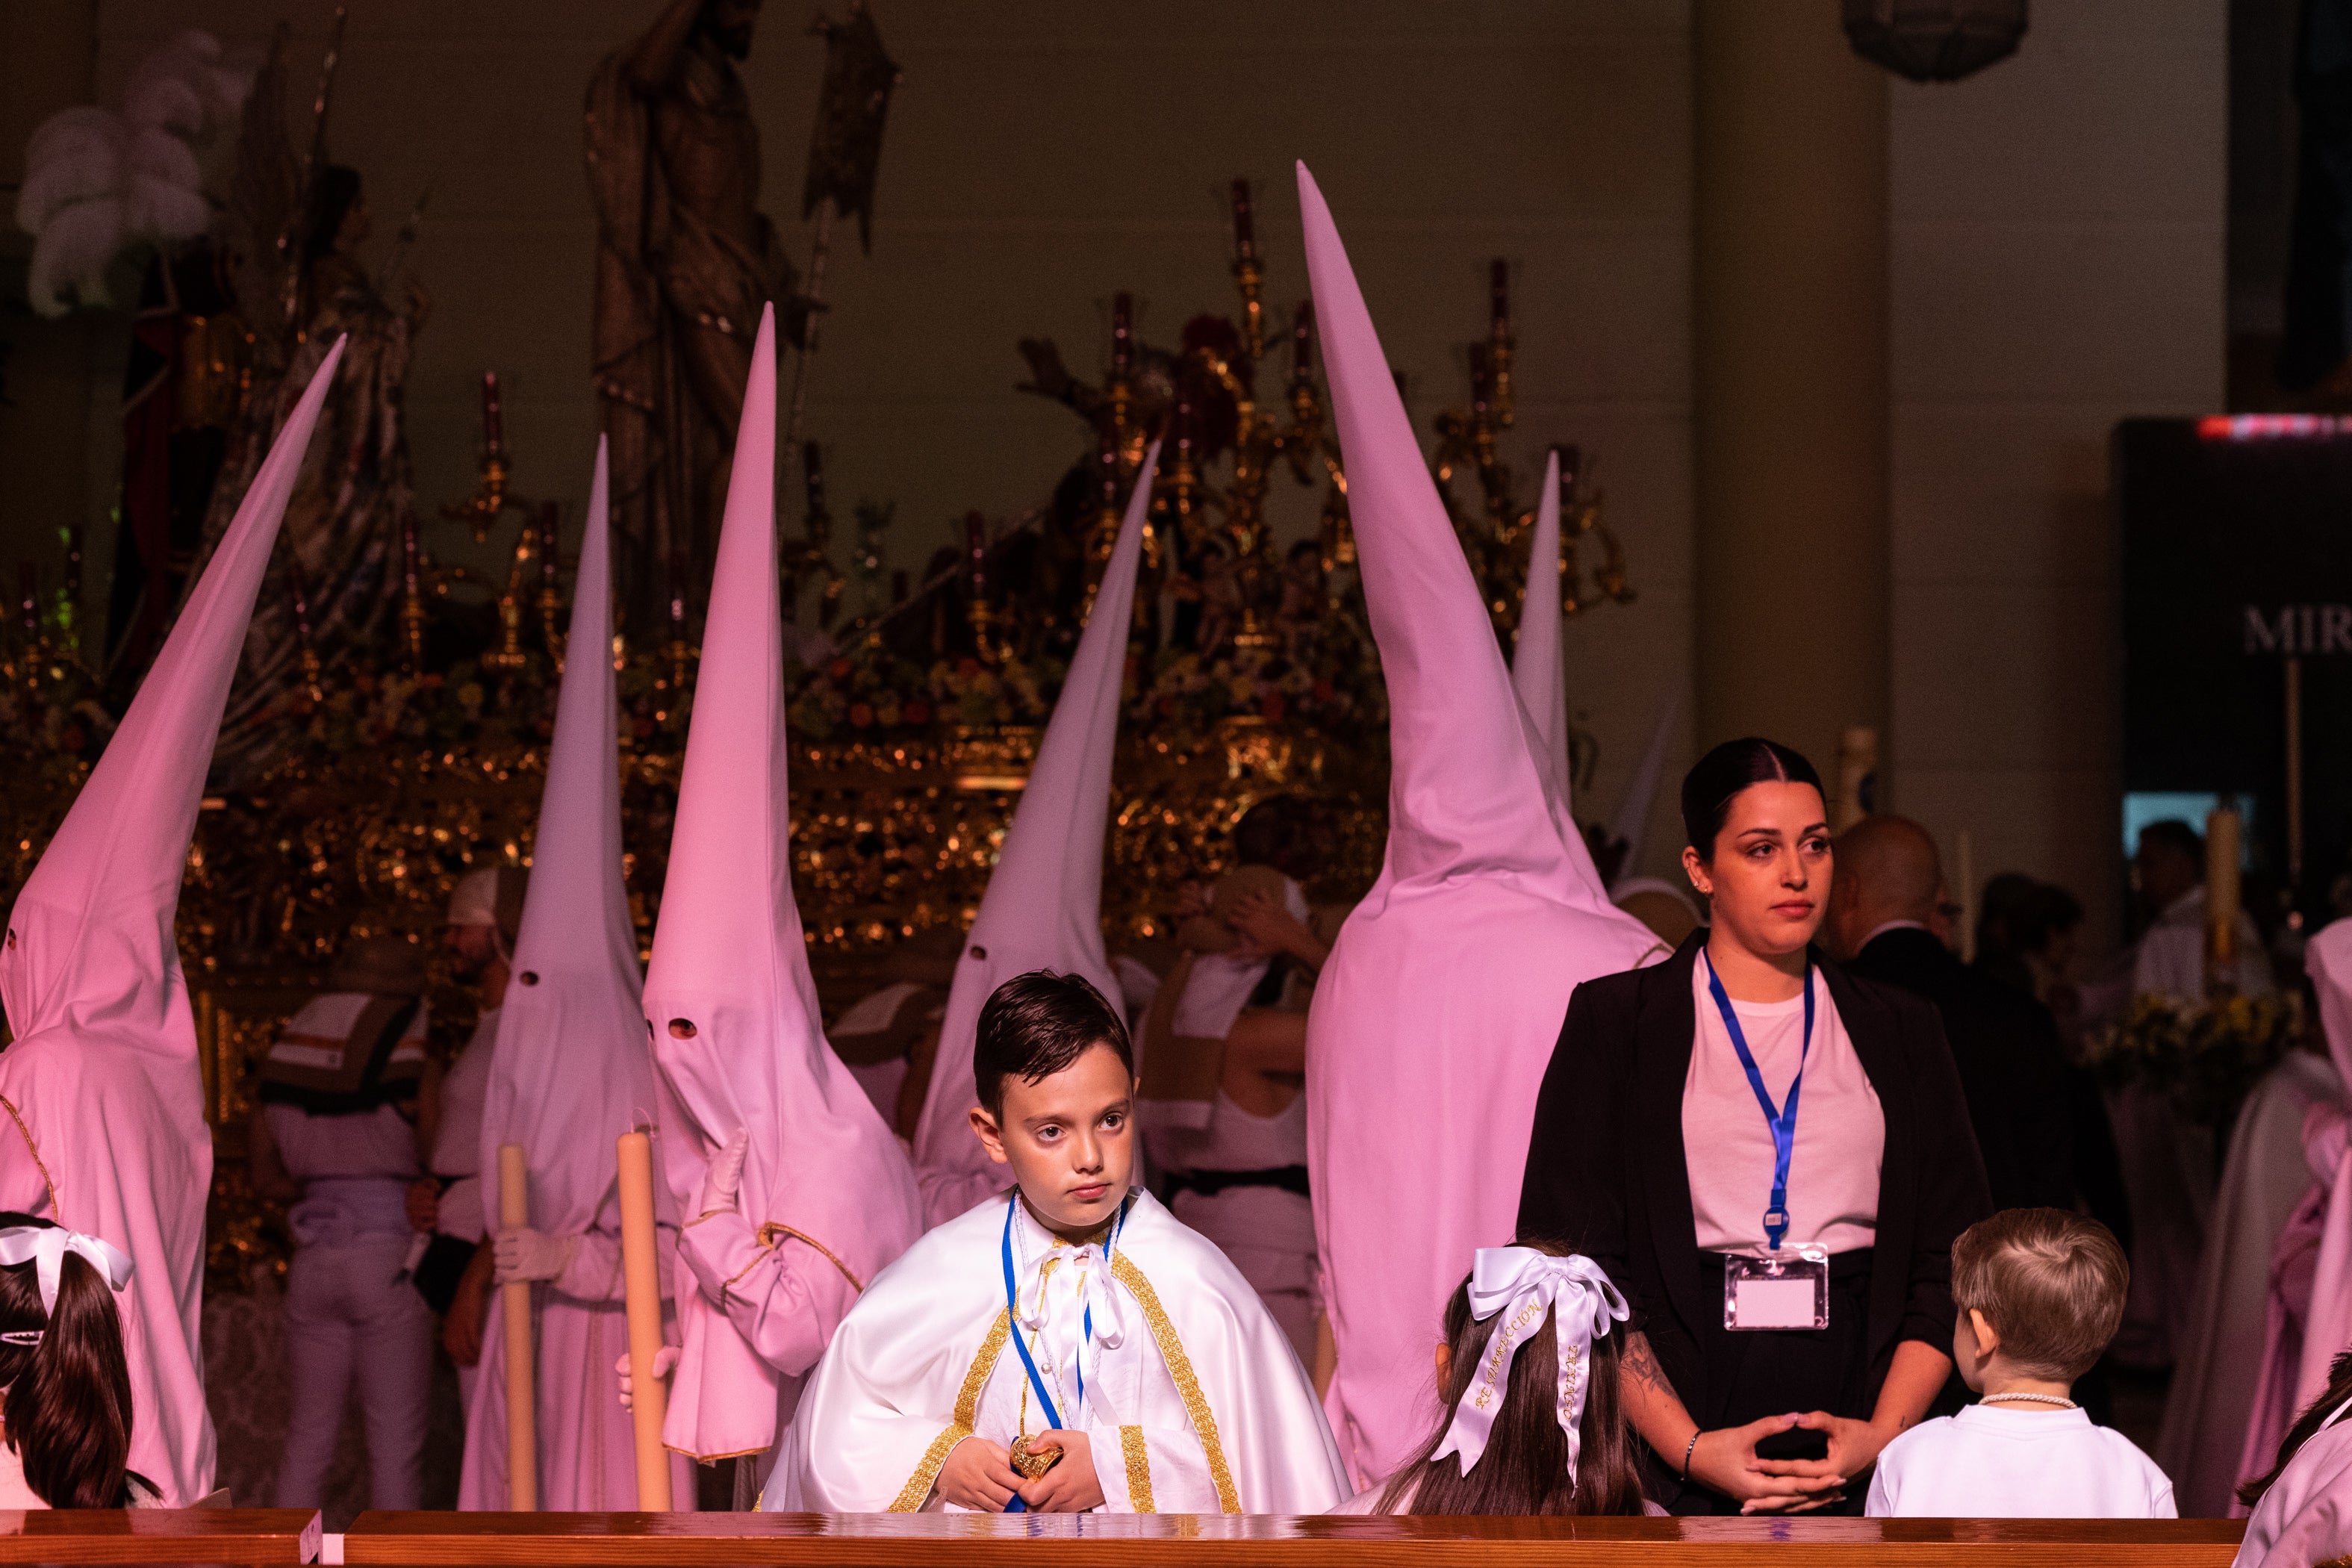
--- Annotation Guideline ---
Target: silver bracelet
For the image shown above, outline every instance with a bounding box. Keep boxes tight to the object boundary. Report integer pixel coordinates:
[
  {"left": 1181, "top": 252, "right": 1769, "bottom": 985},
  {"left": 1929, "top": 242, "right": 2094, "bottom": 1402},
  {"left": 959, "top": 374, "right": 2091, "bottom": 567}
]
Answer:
[{"left": 1681, "top": 1428, "right": 1701, "bottom": 1481}]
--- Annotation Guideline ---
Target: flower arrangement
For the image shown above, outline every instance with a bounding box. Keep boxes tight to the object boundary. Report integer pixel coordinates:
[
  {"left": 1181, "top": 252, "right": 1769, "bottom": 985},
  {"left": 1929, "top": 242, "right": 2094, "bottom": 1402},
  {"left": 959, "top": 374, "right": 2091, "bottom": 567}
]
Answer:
[{"left": 2087, "top": 991, "right": 2306, "bottom": 1128}]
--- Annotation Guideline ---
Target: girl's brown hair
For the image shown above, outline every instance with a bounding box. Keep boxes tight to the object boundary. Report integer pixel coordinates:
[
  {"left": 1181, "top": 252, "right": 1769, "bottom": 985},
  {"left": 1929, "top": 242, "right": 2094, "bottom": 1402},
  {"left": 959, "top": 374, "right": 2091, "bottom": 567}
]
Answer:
[
  {"left": 0, "top": 1213, "right": 134, "bottom": 1508},
  {"left": 2240, "top": 1348, "right": 2352, "bottom": 1508},
  {"left": 1377, "top": 1240, "right": 1647, "bottom": 1516}
]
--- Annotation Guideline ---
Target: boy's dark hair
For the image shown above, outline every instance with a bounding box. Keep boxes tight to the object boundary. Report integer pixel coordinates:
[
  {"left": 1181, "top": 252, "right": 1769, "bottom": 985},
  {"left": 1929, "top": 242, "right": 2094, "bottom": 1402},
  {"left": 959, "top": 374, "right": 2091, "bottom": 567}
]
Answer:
[
  {"left": 974, "top": 970, "right": 1133, "bottom": 1120},
  {"left": 1950, "top": 1207, "right": 2128, "bottom": 1382}
]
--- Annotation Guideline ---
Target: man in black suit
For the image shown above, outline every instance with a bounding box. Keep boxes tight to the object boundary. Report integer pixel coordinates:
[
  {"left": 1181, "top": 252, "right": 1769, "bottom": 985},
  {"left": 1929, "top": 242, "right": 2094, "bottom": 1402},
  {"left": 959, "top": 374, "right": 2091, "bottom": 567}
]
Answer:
[{"left": 1823, "top": 816, "right": 2076, "bottom": 1213}]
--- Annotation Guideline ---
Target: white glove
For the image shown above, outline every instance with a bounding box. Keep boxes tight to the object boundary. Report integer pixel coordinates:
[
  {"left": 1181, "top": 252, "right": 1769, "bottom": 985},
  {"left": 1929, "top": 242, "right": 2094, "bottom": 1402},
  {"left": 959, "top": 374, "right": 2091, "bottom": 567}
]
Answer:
[
  {"left": 696, "top": 1127, "right": 750, "bottom": 1220},
  {"left": 616, "top": 1345, "right": 681, "bottom": 1412},
  {"left": 493, "top": 1227, "right": 578, "bottom": 1285}
]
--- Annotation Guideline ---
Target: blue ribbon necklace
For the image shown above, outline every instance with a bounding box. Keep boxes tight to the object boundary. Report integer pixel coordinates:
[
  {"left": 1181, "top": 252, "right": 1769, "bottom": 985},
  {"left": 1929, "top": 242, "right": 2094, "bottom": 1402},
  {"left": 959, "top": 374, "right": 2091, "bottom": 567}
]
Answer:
[
  {"left": 998, "top": 1192, "right": 1128, "bottom": 1511},
  {"left": 1702, "top": 951, "right": 1814, "bottom": 1253}
]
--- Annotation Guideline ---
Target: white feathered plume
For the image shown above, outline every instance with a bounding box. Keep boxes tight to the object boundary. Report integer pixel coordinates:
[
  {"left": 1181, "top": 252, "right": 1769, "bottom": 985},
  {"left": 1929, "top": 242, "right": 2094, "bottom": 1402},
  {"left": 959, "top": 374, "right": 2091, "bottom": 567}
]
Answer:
[{"left": 16, "top": 31, "right": 258, "bottom": 317}]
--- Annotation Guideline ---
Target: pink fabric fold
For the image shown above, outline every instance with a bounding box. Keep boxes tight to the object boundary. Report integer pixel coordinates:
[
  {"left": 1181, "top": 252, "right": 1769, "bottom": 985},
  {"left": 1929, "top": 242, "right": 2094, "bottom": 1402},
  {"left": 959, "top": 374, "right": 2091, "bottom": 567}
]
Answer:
[
  {"left": 1295, "top": 162, "right": 1666, "bottom": 1486},
  {"left": 642, "top": 305, "right": 924, "bottom": 1462},
  {"left": 0, "top": 341, "right": 346, "bottom": 1505},
  {"left": 911, "top": 444, "right": 1158, "bottom": 1224}
]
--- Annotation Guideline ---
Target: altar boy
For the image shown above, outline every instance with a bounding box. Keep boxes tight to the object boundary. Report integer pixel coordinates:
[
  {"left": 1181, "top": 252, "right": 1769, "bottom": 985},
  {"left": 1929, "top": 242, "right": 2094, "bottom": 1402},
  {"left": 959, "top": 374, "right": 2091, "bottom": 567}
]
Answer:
[{"left": 772, "top": 971, "right": 1348, "bottom": 1513}]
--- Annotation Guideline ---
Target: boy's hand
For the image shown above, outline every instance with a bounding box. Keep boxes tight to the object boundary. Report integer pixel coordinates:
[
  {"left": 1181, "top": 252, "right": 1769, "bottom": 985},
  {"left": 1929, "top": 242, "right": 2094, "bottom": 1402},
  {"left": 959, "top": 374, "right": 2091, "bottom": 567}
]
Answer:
[
  {"left": 1015, "top": 1430, "right": 1105, "bottom": 1512},
  {"left": 938, "top": 1436, "right": 1024, "bottom": 1512}
]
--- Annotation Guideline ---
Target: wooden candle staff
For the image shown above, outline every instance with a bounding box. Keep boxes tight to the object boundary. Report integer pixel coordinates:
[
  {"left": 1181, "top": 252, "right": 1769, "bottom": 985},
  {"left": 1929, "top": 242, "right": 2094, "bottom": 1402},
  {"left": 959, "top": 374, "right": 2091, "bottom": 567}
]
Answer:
[
  {"left": 498, "top": 1143, "right": 538, "bottom": 1510},
  {"left": 617, "top": 1130, "right": 672, "bottom": 1509}
]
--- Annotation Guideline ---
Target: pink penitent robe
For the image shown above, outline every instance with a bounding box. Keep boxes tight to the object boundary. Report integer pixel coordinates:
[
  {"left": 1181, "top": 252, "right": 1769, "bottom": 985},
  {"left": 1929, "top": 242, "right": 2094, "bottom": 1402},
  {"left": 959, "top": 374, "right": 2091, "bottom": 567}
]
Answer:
[
  {"left": 0, "top": 343, "right": 345, "bottom": 1505},
  {"left": 1294, "top": 162, "right": 1669, "bottom": 1487},
  {"left": 641, "top": 305, "right": 925, "bottom": 1484}
]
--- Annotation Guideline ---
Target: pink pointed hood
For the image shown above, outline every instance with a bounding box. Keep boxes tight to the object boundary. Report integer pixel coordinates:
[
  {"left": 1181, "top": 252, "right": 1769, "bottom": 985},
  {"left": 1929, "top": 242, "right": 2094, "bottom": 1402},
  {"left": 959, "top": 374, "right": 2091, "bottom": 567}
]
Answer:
[
  {"left": 3, "top": 339, "right": 344, "bottom": 1050},
  {"left": 911, "top": 443, "right": 1158, "bottom": 1225},
  {"left": 1511, "top": 450, "right": 1574, "bottom": 800},
  {"left": 1608, "top": 696, "right": 1681, "bottom": 892},
  {"left": 2295, "top": 921, "right": 2352, "bottom": 1408},
  {"left": 479, "top": 440, "right": 666, "bottom": 1236},
  {"left": 1297, "top": 163, "right": 1664, "bottom": 1484},
  {"left": 0, "top": 341, "right": 343, "bottom": 1506},
  {"left": 1507, "top": 449, "right": 1627, "bottom": 914},
  {"left": 642, "top": 307, "right": 922, "bottom": 1460}
]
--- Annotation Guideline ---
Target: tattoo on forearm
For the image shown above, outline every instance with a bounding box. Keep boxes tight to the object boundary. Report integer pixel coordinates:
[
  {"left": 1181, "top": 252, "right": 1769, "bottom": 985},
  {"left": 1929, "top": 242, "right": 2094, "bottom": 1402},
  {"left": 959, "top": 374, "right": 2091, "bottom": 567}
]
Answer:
[{"left": 1622, "top": 1331, "right": 1677, "bottom": 1399}]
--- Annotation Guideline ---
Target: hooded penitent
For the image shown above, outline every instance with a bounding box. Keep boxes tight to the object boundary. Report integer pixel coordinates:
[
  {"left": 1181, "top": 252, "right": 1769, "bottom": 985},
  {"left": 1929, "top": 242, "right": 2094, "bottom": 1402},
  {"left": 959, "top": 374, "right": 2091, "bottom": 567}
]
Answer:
[
  {"left": 458, "top": 441, "right": 697, "bottom": 1509},
  {"left": 2236, "top": 919, "right": 2352, "bottom": 1503},
  {"left": 1295, "top": 161, "right": 1666, "bottom": 1484},
  {"left": 642, "top": 306, "right": 924, "bottom": 1464},
  {"left": 0, "top": 340, "right": 345, "bottom": 1505},
  {"left": 909, "top": 441, "right": 1160, "bottom": 1225}
]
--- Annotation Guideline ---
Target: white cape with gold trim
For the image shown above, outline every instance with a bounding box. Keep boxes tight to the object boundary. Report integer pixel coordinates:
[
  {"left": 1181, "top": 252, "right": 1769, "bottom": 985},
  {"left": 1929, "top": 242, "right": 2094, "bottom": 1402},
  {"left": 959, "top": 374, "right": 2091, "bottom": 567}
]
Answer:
[{"left": 768, "top": 1188, "right": 1345, "bottom": 1513}]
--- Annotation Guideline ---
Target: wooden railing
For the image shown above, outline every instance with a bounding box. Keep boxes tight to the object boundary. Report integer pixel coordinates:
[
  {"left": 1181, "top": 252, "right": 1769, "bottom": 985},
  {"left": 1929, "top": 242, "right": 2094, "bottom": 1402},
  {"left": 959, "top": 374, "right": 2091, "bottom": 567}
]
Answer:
[
  {"left": 0, "top": 1508, "right": 320, "bottom": 1564},
  {"left": 337, "top": 1513, "right": 2247, "bottom": 1568}
]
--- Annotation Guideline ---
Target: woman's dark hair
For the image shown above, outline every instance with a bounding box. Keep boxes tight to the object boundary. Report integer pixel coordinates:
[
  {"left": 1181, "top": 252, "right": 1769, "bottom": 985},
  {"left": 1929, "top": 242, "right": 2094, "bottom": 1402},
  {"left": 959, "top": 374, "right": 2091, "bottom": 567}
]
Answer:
[
  {"left": 0, "top": 1213, "right": 134, "bottom": 1508},
  {"left": 304, "top": 165, "right": 364, "bottom": 264},
  {"left": 974, "top": 970, "right": 1133, "bottom": 1119},
  {"left": 2240, "top": 1348, "right": 2352, "bottom": 1507},
  {"left": 1680, "top": 738, "right": 1823, "bottom": 859},
  {"left": 1376, "top": 1240, "right": 1646, "bottom": 1516}
]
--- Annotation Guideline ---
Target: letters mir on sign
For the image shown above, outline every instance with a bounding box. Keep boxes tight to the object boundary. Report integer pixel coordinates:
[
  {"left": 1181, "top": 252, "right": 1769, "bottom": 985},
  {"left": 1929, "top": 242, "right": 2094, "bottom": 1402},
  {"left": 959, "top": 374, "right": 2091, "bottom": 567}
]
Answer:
[{"left": 2245, "top": 604, "right": 2352, "bottom": 654}]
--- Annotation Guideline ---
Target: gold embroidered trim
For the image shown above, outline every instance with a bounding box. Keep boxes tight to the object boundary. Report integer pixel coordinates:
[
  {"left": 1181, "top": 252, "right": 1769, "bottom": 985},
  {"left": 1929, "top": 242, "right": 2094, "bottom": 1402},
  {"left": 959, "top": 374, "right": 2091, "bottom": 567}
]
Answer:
[
  {"left": 1120, "top": 1425, "right": 1154, "bottom": 1512},
  {"left": 722, "top": 1222, "right": 866, "bottom": 1296},
  {"left": 889, "top": 1307, "right": 1013, "bottom": 1511},
  {"left": 1111, "top": 1253, "right": 1239, "bottom": 1513},
  {"left": 0, "top": 1095, "right": 57, "bottom": 1225}
]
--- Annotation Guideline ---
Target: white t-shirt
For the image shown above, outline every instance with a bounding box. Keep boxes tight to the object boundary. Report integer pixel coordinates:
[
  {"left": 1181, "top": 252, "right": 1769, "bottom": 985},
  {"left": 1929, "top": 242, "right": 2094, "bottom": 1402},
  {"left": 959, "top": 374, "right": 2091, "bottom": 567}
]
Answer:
[
  {"left": 1866, "top": 1406, "right": 2176, "bottom": 1518},
  {"left": 1684, "top": 961, "right": 1883, "bottom": 1255}
]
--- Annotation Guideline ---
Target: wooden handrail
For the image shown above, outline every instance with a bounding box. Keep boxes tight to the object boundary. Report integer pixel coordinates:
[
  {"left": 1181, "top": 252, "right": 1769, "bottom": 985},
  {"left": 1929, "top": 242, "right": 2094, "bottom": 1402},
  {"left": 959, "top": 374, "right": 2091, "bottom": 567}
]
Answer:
[
  {"left": 0, "top": 1508, "right": 322, "bottom": 1564},
  {"left": 343, "top": 1511, "right": 2246, "bottom": 1567}
]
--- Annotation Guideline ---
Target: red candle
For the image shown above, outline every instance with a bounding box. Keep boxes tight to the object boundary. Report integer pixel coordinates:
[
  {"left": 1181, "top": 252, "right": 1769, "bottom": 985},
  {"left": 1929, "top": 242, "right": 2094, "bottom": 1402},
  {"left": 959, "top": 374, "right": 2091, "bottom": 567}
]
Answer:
[
  {"left": 668, "top": 552, "right": 686, "bottom": 632},
  {"left": 1171, "top": 389, "right": 1195, "bottom": 461},
  {"left": 1291, "top": 301, "right": 1314, "bottom": 381},
  {"left": 1490, "top": 259, "right": 1509, "bottom": 332},
  {"left": 481, "top": 371, "right": 505, "bottom": 455},
  {"left": 1231, "top": 178, "right": 1256, "bottom": 258},
  {"left": 1111, "top": 293, "right": 1134, "bottom": 381}
]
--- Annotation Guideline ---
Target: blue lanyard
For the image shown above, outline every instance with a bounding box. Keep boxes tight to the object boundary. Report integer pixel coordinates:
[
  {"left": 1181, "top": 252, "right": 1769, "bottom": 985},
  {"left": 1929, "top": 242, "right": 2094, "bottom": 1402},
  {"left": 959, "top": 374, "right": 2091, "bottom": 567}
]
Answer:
[
  {"left": 1702, "top": 952, "right": 1814, "bottom": 1252},
  {"left": 998, "top": 1192, "right": 1127, "bottom": 1510}
]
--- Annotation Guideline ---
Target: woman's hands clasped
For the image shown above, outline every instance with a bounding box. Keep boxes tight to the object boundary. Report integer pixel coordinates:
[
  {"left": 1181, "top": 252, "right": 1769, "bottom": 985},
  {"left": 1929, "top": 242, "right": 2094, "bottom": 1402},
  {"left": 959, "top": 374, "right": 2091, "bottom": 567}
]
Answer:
[{"left": 1686, "top": 1413, "right": 1849, "bottom": 1514}]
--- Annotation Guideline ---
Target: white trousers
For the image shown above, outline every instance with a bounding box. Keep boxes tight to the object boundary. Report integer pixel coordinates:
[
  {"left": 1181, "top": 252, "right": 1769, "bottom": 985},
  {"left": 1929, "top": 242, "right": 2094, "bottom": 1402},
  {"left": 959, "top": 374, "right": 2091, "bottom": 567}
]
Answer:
[{"left": 275, "top": 1231, "right": 434, "bottom": 1509}]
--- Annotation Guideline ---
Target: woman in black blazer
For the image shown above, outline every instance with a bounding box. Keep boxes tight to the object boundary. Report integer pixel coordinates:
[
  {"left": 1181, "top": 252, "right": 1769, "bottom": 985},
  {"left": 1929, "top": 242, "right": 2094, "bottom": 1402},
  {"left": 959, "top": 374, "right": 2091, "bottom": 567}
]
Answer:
[{"left": 1518, "top": 738, "right": 1989, "bottom": 1515}]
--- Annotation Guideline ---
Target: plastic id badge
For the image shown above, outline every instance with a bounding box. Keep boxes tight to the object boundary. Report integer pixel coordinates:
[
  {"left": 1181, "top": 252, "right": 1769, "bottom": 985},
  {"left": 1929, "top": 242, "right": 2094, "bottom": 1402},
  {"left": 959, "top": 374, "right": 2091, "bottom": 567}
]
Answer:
[{"left": 1724, "top": 1249, "right": 1829, "bottom": 1331}]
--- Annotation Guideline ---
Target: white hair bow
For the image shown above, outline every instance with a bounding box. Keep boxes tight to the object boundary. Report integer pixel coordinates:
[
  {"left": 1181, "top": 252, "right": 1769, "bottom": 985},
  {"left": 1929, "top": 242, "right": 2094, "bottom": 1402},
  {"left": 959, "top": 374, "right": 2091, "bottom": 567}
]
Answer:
[
  {"left": 0, "top": 1225, "right": 134, "bottom": 1319},
  {"left": 1430, "top": 1248, "right": 1628, "bottom": 1483}
]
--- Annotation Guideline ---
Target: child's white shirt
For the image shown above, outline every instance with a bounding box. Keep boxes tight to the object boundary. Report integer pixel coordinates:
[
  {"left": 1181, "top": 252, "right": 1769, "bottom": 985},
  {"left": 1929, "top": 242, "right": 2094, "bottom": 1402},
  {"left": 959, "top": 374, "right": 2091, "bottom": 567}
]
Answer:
[{"left": 1866, "top": 1405, "right": 2176, "bottom": 1518}]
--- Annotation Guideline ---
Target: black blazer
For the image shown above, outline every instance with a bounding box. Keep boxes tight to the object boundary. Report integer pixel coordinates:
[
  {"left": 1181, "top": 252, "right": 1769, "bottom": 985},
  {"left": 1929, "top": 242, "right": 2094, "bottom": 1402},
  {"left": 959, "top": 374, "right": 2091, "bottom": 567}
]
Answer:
[
  {"left": 1516, "top": 931, "right": 1991, "bottom": 1426},
  {"left": 1845, "top": 925, "right": 2074, "bottom": 1213}
]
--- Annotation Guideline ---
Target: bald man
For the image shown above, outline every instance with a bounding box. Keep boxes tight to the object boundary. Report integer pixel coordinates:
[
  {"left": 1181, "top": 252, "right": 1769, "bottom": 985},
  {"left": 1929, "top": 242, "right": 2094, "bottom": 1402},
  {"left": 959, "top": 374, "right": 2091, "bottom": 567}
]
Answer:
[{"left": 1824, "top": 816, "right": 2075, "bottom": 1214}]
